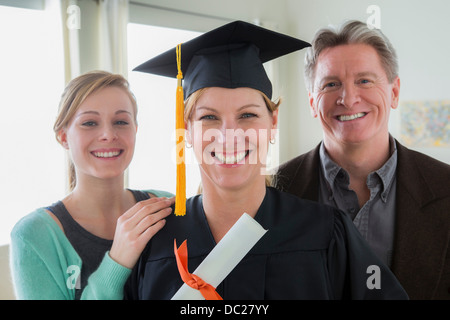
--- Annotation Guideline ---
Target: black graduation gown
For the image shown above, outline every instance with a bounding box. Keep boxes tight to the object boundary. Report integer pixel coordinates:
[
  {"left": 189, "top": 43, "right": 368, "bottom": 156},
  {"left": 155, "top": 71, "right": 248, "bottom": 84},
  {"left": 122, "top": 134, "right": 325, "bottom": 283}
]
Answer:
[{"left": 125, "top": 187, "right": 408, "bottom": 300}]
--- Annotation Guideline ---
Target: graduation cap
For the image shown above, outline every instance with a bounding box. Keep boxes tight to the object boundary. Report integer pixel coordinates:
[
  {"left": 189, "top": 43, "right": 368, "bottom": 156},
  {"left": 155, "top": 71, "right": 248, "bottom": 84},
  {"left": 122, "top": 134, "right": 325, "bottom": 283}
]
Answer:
[{"left": 133, "top": 20, "right": 310, "bottom": 216}]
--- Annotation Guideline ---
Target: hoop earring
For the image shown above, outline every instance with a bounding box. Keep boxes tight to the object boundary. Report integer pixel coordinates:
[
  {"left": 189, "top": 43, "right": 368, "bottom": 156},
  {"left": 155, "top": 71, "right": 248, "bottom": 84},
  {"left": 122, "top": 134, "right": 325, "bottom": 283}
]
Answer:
[{"left": 185, "top": 141, "right": 193, "bottom": 148}]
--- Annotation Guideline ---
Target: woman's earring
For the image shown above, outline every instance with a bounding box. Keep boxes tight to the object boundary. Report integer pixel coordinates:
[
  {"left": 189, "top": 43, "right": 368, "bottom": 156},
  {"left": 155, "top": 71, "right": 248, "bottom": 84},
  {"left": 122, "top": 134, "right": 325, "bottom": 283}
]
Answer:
[
  {"left": 270, "top": 138, "right": 276, "bottom": 144},
  {"left": 185, "top": 141, "right": 193, "bottom": 148}
]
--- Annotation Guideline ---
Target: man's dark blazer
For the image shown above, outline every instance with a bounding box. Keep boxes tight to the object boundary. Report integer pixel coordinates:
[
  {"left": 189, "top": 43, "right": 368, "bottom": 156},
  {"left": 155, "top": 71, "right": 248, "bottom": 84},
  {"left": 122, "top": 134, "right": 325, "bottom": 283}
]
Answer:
[{"left": 275, "top": 140, "right": 450, "bottom": 299}]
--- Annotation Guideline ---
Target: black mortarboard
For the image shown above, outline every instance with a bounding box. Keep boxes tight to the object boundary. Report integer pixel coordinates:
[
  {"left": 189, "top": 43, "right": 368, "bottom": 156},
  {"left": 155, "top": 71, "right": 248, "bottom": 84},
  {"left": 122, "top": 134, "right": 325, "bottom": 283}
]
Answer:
[
  {"left": 133, "top": 20, "right": 310, "bottom": 216},
  {"left": 133, "top": 20, "right": 310, "bottom": 99}
]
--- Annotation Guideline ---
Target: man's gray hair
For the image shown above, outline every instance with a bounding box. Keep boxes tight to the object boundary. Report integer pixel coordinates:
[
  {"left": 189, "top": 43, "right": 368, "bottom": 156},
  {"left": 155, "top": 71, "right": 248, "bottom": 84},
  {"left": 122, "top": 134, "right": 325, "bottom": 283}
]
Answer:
[{"left": 304, "top": 20, "right": 398, "bottom": 91}]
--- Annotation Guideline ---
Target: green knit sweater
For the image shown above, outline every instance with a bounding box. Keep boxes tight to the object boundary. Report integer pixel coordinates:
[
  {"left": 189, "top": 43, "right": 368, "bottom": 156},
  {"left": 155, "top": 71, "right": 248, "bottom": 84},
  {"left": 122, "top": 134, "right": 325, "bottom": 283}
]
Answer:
[{"left": 10, "top": 189, "right": 174, "bottom": 300}]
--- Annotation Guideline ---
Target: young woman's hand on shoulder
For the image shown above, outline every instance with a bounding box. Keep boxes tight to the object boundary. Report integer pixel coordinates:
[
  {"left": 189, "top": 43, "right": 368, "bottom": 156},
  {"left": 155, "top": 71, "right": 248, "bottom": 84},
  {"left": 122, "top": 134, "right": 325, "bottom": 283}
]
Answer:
[{"left": 109, "top": 197, "right": 174, "bottom": 269}]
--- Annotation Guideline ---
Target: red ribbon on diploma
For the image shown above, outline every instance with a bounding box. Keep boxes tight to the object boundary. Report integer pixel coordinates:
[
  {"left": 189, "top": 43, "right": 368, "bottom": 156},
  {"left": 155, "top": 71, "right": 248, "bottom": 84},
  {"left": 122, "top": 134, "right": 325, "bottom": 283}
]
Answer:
[{"left": 174, "top": 239, "right": 223, "bottom": 300}]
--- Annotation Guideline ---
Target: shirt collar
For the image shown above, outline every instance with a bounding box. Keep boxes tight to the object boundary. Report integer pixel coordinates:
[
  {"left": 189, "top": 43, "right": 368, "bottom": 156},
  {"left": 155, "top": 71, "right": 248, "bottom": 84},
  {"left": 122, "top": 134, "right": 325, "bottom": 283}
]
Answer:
[
  {"left": 319, "top": 135, "right": 398, "bottom": 202},
  {"left": 319, "top": 142, "right": 344, "bottom": 190},
  {"left": 376, "top": 135, "right": 397, "bottom": 201}
]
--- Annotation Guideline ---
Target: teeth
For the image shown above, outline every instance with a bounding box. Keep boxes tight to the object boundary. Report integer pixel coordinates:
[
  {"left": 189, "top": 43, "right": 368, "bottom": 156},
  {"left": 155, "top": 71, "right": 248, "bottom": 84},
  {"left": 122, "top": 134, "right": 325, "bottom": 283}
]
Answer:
[
  {"left": 93, "top": 151, "right": 121, "bottom": 158},
  {"left": 214, "top": 151, "right": 248, "bottom": 164},
  {"left": 338, "top": 112, "right": 366, "bottom": 121}
]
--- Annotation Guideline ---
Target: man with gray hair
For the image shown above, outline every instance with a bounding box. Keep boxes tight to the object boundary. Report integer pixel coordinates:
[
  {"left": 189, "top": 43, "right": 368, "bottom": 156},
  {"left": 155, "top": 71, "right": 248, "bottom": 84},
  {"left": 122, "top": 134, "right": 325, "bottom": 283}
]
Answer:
[{"left": 275, "top": 20, "right": 450, "bottom": 299}]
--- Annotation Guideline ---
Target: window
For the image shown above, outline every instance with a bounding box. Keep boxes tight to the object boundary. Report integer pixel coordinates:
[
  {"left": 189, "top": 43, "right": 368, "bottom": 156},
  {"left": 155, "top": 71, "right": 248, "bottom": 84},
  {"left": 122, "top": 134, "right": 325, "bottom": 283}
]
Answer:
[
  {"left": 126, "top": 23, "right": 203, "bottom": 197},
  {"left": 0, "top": 4, "right": 65, "bottom": 245}
]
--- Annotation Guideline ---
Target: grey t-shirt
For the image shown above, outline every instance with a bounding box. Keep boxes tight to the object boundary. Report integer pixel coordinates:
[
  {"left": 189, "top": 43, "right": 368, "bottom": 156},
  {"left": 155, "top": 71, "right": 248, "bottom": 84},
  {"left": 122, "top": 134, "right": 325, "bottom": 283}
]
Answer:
[{"left": 46, "top": 189, "right": 150, "bottom": 299}]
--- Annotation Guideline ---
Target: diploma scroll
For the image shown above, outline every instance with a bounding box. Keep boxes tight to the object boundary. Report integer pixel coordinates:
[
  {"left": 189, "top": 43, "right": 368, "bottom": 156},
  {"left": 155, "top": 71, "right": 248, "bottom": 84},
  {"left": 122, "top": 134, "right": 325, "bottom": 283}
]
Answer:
[{"left": 171, "top": 212, "right": 267, "bottom": 300}]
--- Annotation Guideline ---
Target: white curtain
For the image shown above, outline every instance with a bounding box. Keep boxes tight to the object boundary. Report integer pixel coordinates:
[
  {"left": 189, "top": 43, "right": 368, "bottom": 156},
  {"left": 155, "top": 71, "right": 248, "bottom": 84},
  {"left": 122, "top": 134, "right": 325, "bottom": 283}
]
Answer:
[
  {"left": 60, "top": 0, "right": 129, "bottom": 83},
  {"left": 98, "top": 0, "right": 129, "bottom": 75},
  {"left": 60, "top": 0, "right": 81, "bottom": 82}
]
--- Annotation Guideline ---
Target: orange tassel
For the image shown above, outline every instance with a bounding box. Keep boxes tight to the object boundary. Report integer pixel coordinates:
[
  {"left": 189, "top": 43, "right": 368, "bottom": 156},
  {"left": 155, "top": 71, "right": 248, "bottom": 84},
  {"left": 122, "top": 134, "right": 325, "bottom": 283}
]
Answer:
[{"left": 175, "top": 44, "right": 186, "bottom": 216}]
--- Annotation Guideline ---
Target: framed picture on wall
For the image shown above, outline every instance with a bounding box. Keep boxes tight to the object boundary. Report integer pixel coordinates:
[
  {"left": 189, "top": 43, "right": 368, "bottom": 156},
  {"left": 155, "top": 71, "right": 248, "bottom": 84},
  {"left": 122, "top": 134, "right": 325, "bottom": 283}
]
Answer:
[{"left": 400, "top": 100, "right": 450, "bottom": 148}]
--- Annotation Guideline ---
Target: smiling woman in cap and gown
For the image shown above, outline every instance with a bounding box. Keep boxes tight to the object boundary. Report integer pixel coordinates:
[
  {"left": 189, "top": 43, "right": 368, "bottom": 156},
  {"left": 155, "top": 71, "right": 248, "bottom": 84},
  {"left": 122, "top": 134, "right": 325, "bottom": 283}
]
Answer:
[{"left": 124, "top": 21, "right": 408, "bottom": 300}]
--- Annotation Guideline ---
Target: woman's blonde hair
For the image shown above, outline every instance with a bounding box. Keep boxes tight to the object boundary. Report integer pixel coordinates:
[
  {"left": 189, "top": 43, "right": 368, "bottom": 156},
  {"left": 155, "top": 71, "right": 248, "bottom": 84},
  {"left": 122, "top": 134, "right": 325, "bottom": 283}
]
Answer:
[
  {"left": 184, "top": 87, "right": 281, "bottom": 192},
  {"left": 53, "top": 71, "right": 137, "bottom": 191}
]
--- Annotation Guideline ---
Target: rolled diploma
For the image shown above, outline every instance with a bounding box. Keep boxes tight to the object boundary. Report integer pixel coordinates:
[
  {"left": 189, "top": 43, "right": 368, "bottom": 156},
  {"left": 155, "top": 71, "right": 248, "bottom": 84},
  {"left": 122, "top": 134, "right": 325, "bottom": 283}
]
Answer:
[{"left": 171, "top": 212, "right": 267, "bottom": 300}]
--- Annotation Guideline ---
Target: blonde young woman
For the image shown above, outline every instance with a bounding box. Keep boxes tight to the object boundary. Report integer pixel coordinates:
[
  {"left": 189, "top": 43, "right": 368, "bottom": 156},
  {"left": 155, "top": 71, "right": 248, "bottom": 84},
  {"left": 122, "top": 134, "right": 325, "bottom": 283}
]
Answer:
[
  {"left": 125, "top": 21, "right": 408, "bottom": 300},
  {"left": 10, "top": 71, "right": 173, "bottom": 299}
]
